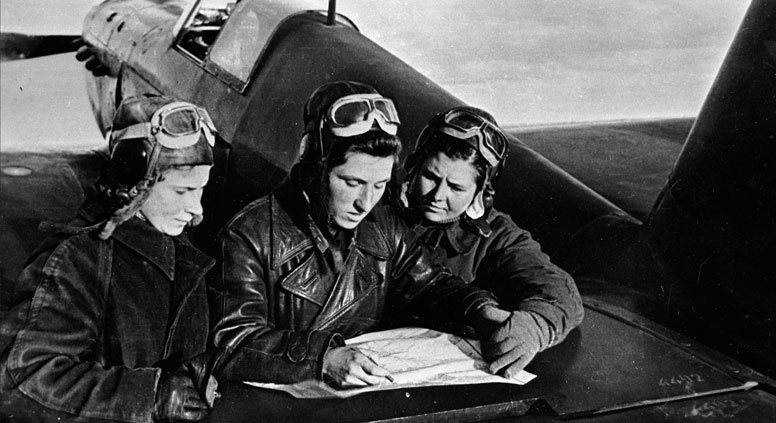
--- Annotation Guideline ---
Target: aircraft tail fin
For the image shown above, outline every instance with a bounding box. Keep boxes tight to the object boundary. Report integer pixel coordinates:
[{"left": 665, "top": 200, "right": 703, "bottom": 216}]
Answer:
[
  {"left": 648, "top": 0, "right": 776, "bottom": 284},
  {"left": 646, "top": 0, "right": 776, "bottom": 376}
]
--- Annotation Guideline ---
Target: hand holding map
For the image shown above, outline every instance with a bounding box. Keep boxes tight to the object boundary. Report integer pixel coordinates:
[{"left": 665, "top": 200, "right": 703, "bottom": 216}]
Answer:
[{"left": 244, "top": 327, "right": 536, "bottom": 399}]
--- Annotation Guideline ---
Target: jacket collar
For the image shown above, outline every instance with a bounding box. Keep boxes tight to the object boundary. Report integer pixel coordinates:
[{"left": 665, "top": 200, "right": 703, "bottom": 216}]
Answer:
[
  {"left": 111, "top": 218, "right": 177, "bottom": 280},
  {"left": 411, "top": 210, "right": 494, "bottom": 255},
  {"left": 269, "top": 181, "right": 318, "bottom": 269},
  {"left": 74, "top": 195, "right": 213, "bottom": 282},
  {"left": 353, "top": 207, "right": 392, "bottom": 260},
  {"left": 270, "top": 180, "right": 392, "bottom": 267},
  {"left": 77, "top": 197, "right": 175, "bottom": 277}
]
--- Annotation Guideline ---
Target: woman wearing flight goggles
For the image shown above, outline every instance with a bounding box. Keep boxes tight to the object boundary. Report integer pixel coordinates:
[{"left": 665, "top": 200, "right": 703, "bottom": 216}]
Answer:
[
  {"left": 401, "top": 106, "right": 584, "bottom": 378},
  {"left": 96, "top": 101, "right": 217, "bottom": 239},
  {"left": 0, "top": 96, "right": 219, "bottom": 423},
  {"left": 208, "top": 81, "right": 522, "bottom": 389}
]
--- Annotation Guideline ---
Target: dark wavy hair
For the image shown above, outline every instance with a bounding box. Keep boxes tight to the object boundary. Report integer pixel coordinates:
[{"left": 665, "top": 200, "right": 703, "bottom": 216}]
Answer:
[{"left": 324, "top": 131, "right": 402, "bottom": 170}]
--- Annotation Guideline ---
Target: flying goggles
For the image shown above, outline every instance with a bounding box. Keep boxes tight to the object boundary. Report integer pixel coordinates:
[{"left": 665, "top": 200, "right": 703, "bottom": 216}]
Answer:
[
  {"left": 434, "top": 109, "right": 508, "bottom": 168},
  {"left": 110, "top": 101, "right": 217, "bottom": 149},
  {"left": 324, "top": 93, "right": 400, "bottom": 137}
]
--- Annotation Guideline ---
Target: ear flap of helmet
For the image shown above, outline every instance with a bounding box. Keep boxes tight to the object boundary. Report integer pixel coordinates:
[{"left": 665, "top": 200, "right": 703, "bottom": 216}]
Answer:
[
  {"left": 482, "top": 182, "right": 496, "bottom": 209},
  {"left": 108, "top": 138, "right": 150, "bottom": 187},
  {"left": 298, "top": 130, "right": 323, "bottom": 164},
  {"left": 299, "top": 118, "right": 342, "bottom": 169},
  {"left": 112, "top": 190, "right": 133, "bottom": 208}
]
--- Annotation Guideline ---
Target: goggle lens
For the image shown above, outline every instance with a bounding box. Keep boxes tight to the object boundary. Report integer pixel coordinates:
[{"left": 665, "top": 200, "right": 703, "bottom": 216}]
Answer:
[
  {"left": 110, "top": 102, "right": 217, "bottom": 150},
  {"left": 332, "top": 101, "right": 372, "bottom": 126},
  {"left": 440, "top": 110, "right": 507, "bottom": 167},
  {"left": 160, "top": 107, "right": 200, "bottom": 136},
  {"left": 373, "top": 99, "right": 398, "bottom": 121},
  {"left": 327, "top": 94, "right": 400, "bottom": 137},
  {"left": 446, "top": 112, "right": 485, "bottom": 131},
  {"left": 154, "top": 103, "right": 216, "bottom": 149}
]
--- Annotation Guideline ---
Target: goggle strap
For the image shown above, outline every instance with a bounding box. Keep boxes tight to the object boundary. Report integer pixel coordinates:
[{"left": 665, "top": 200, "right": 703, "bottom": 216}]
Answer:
[
  {"left": 142, "top": 139, "right": 163, "bottom": 182},
  {"left": 110, "top": 123, "right": 152, "bottom": 146}
]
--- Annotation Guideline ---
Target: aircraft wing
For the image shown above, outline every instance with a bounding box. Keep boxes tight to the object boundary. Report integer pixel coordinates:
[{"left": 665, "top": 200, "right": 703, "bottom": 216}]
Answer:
[{"left": 208, "top": 300, "right": 776, "bottom": 422}]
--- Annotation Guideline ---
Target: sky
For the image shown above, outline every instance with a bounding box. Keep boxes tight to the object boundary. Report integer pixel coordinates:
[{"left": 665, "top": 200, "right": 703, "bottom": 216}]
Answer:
[
  {"left": 0, "top": 0, "right": 752, "bottom": 150},
  {"left": 338, "top": 0, "right": 751, "bottom": 125}
]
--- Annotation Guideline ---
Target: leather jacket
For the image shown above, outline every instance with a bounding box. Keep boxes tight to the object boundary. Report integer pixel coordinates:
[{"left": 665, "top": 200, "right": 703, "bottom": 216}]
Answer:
[
  {"left": 208, "top": 180, "right": 498, "bottom": 384},
  {"left": 0, "top": 200, "right": 214, "bottom": 423},
  {"left": 406, "top": 208, "right": 584, "bottom": 349}
]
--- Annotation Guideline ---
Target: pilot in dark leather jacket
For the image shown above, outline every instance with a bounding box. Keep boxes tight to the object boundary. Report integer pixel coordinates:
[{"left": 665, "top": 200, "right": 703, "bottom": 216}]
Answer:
[
  {"left": 208, "top": 175, "right": 499, "bottom": 384},
  {"left": 209, "top": 81, "right": 512, "bottom": 386}
]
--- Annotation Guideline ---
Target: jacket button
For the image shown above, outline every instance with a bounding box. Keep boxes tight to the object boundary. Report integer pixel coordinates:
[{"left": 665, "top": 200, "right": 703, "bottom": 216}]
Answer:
[{"left": 287, "top": 333, "right": 307, "bottom": 363}]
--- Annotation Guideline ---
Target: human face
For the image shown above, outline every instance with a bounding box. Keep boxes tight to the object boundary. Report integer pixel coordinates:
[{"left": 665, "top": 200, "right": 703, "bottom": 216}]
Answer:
[
  {"left": 140, "top": 165, "right": 211, "bottom": 236},
  {"left": 410, "top": 152, "right": 479, "bottom": 222},
  {"left": 327, "top": 152, "right": 394, "bottom": 230}
]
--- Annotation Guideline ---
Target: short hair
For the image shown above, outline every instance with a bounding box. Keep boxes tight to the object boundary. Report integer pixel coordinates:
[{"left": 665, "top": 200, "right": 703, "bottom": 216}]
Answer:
[
  {"left": 156, "top": 164, "right": 198, "bottom": 182},
  {"left": 325, "top": 131, "right": 402, "bottom": 170}
]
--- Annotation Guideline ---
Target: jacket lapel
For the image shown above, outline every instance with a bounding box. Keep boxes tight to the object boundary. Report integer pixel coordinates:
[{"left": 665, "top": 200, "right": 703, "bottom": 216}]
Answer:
[
  {"left": 272, "top": 192, "right": 330, "bottom": 306},
  {"left": 311, "top": 217, "right": 389, "bottom": 330},
  {"left": 170, "top": 236, "right": 215, "bottom": 311},
  {"left": 112, "top": 219, "right": 214, "bottom": 318},
  {"left": 111, "top": 218, "right": 176, "bottom": 280}
]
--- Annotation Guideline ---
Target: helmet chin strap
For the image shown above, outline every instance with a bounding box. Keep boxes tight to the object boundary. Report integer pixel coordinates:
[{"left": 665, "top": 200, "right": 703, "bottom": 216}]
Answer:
[{"left": 465, "top": 189, "right": 486, "bottom": 219}]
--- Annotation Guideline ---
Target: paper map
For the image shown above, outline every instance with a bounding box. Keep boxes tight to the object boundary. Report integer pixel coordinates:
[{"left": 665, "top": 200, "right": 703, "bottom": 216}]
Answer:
[{"left": 244, "top": 327, "right": 536, "bottom": 398}]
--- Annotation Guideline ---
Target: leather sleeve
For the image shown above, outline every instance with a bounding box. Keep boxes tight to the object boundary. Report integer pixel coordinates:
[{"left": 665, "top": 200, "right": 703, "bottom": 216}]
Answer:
[
  {"left": 1, "top": 237, "right": 159, "bottom": 423},
  {"left": 207, "top": 220, "right": 343, "bottom": 384}
]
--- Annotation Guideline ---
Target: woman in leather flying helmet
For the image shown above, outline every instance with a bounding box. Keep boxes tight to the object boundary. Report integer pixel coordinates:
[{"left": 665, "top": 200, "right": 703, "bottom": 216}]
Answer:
[
  {"left": 209, "top": 81, "right": 525, "bottom": 387},
  {"left": 0, "top": 95, "right": 219, "bottom": 422},
  {"left": 400, "top": 106, "right": 584, "bottom": 375}
]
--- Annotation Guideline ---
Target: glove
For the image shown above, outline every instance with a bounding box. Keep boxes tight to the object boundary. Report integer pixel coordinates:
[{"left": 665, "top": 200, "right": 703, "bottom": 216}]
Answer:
[
  {"left": 153, "top": 365, "right": 208, "bottom": 422},
  {"left": 184, "top": 352, "right": 221, "bottom": 408},
  {"left": 480, "top": 310, "right": 544, "bottom": 379}
]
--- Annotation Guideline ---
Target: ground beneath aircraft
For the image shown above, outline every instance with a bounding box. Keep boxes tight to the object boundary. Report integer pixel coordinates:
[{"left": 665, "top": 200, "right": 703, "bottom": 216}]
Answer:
[{"left": 511, "top": 118, "right": 692, "bottom": 219}]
